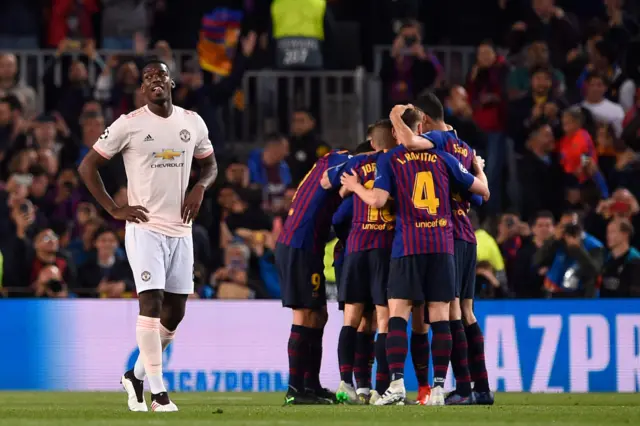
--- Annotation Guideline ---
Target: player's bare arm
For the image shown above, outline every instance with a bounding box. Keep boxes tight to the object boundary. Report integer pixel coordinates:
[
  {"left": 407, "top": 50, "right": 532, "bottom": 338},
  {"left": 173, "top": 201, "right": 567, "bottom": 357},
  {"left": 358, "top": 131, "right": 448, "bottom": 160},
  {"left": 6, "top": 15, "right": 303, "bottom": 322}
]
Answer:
[
  {"left": 340, "top": 169, "right": 389, "bottom": 208},
  {"left": 78, "top": 150, "right": 149, "bottom": 223},
  {"left": 320, "top": 170, "right": 332, "bottom": 189},
  {"left": 182, "top": 153, "right": 218, "bottom": 223},
  {"left": 389, "top": 104, "right": 435, "bottom": 151}
]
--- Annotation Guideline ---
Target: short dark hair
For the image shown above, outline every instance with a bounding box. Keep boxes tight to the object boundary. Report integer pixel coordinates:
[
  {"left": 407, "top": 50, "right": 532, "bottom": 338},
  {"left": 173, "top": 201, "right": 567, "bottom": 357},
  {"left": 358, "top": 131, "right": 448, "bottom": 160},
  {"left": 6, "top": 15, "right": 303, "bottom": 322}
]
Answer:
[
  {"left": 93, "top": 225, "right": 118, "bottom": 244},
  {"left": 354, "top": 141, "right": 373, "bottom": 154},
  {"left": 264, "top": 132, "right": 286, "bottom": 144},
  {"left": 564, "top": 222, "right": 583, "bottom": 238},
  {"left": 530, "top": 65, "right": 553, "bottom": 79},
  {"left": 528, "top": 118, "right": 551, "bottom": 136},
  {"left": 370, "top": 119, "right": 396, "bottom": 150},
  {"left": 585, "top": 70, "right": 608, "bottom": 86},
  {"left": 414, "top": 91, "right": 444, "bottom": 121},
  {"left": 293, "top": 108, "right": 315, "bottom": 120},
  {"left": 616, "top": 218, "right": 635, "bottom": 238},
  {"left": 142, "top": 58, "right": 170, "bottom": 74},
  {"left": 29, "top": 165, "right": 48, "bottom": 177},
  {"left": 401, "top": 109, "right": 423, "bottom": 131},
  {"left": 0, "top": 95, "right": 23, "bottom": 112},
  {"left": 366, "top": 123, "right": 376, "bottom": 137},
  {"left": 533, "top": 210, "right": 554, "bottom": 224}
]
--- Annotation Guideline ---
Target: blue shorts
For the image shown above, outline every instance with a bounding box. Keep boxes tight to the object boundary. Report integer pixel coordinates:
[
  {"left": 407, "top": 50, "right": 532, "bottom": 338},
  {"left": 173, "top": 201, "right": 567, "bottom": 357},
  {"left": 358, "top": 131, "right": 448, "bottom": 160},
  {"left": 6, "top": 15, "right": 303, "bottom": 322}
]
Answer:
[
  {"left": 454, "top": 240, "right": 477, "bottom": 300},
  {"left": 388, "top": 253, "right": 456, "bottom": 303},
  {"left": 276, "top": 243, "right": 326, "bottom": 309},
  {"left": 340, "top": 248, "right": 390, "bottom": 306}
]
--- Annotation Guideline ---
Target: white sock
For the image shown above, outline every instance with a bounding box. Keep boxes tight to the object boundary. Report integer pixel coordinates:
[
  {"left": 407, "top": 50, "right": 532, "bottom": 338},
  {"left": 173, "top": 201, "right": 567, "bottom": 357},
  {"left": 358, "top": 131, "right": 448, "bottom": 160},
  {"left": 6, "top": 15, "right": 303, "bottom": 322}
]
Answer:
[
  {"left": 135, "top": 316, "right": 166, "bottom": 394},
  {"left": 356, "top": 387, "right": 370, "bottom": 396},
  {"left": 134, "top": 323, "right": 176, "bottom": 381}
]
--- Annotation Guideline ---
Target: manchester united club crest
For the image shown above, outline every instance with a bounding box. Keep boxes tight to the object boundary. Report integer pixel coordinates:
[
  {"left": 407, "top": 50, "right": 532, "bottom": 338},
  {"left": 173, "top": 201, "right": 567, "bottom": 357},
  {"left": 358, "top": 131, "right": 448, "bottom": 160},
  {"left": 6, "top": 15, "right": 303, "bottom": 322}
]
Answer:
[{"left": 180, "top": 129, "right": 191, "bottom": 142}]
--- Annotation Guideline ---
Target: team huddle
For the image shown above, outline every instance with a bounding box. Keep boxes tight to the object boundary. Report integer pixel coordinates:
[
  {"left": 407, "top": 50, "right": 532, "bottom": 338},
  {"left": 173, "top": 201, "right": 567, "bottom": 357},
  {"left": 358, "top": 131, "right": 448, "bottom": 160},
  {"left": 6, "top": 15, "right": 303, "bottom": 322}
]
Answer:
[
  {"left": 275, "top": 93, "right": 495, "bottom": 406},
  {"left": 77, "top": 58, "right": 492, "bottom": 412}
]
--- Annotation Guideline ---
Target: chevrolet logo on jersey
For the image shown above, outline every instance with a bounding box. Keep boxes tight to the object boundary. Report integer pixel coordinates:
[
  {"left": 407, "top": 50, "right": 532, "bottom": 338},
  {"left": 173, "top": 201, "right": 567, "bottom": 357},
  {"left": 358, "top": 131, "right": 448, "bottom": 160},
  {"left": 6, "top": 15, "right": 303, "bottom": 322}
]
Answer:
[{"left": 153, "top": 149, "right": 184, "bottom": 160}]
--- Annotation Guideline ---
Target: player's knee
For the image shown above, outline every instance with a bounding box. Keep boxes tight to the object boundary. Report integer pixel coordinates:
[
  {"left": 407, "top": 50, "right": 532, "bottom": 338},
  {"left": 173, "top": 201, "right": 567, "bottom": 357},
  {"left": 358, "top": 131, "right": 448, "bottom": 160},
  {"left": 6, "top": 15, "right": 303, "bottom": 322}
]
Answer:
[
  {"left": 293, "top": 309, "right": 315, "bottom": 326},
  {"left": 410, "top": 306, "right": 427, "bottom": 333},
  {"left": 449, "top": 298, "right": 462, "bottom": 321},
  {"left": 376, "top": 306, "right": 389, "bottom": 333},
  {"left": 428, "top": 301, "right": 450, "bottom": 323},
  {"left": 314, "top": 307, "right": 329, "bottom": 328},
  {"left": 138, "top": 290, "right": 164, "bottom": 318},
  {"left": 461, "top": 300, "right": 476, "bottom": 326}
]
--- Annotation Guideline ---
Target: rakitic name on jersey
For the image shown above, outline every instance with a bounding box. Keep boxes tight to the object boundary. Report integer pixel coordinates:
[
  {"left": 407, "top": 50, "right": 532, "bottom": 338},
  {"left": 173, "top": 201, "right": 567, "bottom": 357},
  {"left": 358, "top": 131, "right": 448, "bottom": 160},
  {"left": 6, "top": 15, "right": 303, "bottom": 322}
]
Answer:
[{"left": 397, "top": 152, "right": 438, "bottom": 165}]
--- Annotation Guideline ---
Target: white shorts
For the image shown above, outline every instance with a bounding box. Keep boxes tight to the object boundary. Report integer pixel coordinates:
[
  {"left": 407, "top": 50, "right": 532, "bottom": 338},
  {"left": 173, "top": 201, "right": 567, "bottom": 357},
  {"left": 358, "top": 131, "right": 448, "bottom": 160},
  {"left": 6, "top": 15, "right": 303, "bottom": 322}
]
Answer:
[{"left": 124, "top": 224, "right": 194, "bottom": 295}]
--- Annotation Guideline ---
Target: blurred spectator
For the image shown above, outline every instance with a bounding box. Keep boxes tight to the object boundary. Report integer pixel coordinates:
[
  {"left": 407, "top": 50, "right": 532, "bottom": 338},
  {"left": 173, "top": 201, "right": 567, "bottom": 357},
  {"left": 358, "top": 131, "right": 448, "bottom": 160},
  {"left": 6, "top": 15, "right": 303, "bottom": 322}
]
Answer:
[
  {"left": 507, "top": 40, "right": 565, "bottom": 100},
  {"left": 47, "top": 0, "right": 98, "bottom": 48},
  {"left": 437, "top": 85, "right": 486, "bottom": 150},
  {"left": 621, "top": 90, "right": 640, "bottom": 150},
  {"left": 44, "top": 39, "right": 104, "bottom": 136},
  {"left": 508, "top": 66, "right": 567, "bottom": 149},
  {"left": 580, "top": 72, "right": 625, "bottom": 137},
  {"left": 225, "top": 190, "right": 273, "bottom": 235},
  {"left": 0, "top": 96, "right": 29, "bottom": 167},
  {"left": 466, "top": 40, "right": 509, "bottom": 213},
  {"left": 47, "top": 168, "right": 81, "bottom": 226},
  {"left": 470, "top": 209, "right": 509, "bottom": 297},
  {"left": 33, "top": 265, "right": 69, "bottom": 298},
  {"left": 0, "top": 197, "right": 35, "bottom": 290},
  {"left": 67, "top": 216, "right": 104, "bottom": 268},
  {"left": 513, "top": 210, "right": 556, "bottom": 298},
  {"left": 247, "top": 133, "right": 291, "bottom": 212},
  {"left": 287, "top": 109, "right": 330, "bottom": 184},
  {"left": 101, "top": 2, "right": 149, "bottom": 50},
  {"left": 557, "top": 106, "right": 609, "bottom": 199},
  {"left": 601, "top": 217, "right": 640, "bottom": 297},
  {"left": 497, "top": 213, "right": 531, "bottom": 288},
  {"left": 534, "top": 210, "right": 604, "bottom": 298},
  {"left": 380, "top": 20, "right": 438, "bottom": 113},
  {"left": 519, "top": 120, "right": 564, "bottom": 220},
  {"left": 577, "top": 39, "right": 636, "bottom": 112},
  {"left": 30, "top": 113, "right": 70, "bottom": 158},
  {"left": 211, "top": 241, "right": 253, "bottom": 299},
  {"left": 95, "top": 59, "right": 139, "bottom": 120},
  {"left": 29, "top": 228, "right": 76, "bottom": 296},
  {"left": 0, "top": 0, "right": 39, "bottom": 49},
  {"left": 77, "top": 226, "right": 133, "bottom": 298},
  {"left": 28, "top": 165, "right": 54, "bottom": 216},
  {"left": 0, "top": 54, "right": 37, "bottom": 118},
  {"left": 509, "top": 0, "right": 580, "bottom": 68},
  {"left": 604, "top": 0, "right": 639, "bottom": 47}
]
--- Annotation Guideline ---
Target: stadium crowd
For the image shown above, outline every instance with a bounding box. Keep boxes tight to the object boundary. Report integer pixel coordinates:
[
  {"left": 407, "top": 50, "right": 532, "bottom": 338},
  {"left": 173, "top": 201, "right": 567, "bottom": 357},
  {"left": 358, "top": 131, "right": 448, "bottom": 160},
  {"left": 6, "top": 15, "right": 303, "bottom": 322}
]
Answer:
[{"left": 0, "top": 0, "right": 639, "bottom": 299}]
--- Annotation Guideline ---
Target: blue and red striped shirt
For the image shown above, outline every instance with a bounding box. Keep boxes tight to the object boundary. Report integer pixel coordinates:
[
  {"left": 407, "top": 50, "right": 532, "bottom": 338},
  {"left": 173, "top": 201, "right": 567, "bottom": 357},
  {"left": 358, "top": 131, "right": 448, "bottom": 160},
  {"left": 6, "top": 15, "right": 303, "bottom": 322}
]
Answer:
[
  {"left": 374, "top": 146, "right": 475, "bottom": 257},
  {"left": 341, "top": 153, "right": 395, "bottom": 254},
  {"left": 421, "top": 130, "right": 478, "bottom": 244},
  {"left": 277, "top": 150, "right": 351, "bottom": 253},
  {"left": 332, "top": 196, "right": 353, "bottom": 266}
]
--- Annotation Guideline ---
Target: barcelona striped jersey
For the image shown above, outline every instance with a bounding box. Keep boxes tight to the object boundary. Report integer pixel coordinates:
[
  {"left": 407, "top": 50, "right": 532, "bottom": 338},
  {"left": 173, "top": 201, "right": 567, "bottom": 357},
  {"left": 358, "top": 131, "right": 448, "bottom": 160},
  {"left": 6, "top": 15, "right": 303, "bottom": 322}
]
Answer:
[
  {"left": 420, "top": 130, "right": 479, "bottom": 245},
  {"left": 338, "top": 152, "right": 395, "bottom": 254},
  {"left": 332, "top": 196, "right": 353, "bottom": 266},
  {"left": 277, "top": 150, "right": 352, "bottom": 253},
  {"left": 373, "top": 146, "right": 475, "bottom": 257}
]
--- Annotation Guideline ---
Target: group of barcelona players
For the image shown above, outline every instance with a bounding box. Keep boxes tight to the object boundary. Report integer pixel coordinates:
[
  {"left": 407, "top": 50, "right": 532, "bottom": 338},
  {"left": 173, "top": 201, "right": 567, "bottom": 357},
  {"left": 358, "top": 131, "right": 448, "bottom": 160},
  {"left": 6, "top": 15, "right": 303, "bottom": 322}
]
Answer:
[
  {"left": 276, "top": 93, "right": 495, "bottom": 406},
  {"left": 76, "top": 56, "right": 493, "bottom": 411}
]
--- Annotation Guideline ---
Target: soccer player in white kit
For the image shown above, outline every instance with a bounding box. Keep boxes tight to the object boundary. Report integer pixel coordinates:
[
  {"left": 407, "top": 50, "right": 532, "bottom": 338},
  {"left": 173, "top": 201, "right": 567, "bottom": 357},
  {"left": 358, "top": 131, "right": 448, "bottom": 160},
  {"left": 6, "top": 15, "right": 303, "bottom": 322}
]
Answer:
[{"left": 78, "top": 60, "right": 218, "bottom": 412}]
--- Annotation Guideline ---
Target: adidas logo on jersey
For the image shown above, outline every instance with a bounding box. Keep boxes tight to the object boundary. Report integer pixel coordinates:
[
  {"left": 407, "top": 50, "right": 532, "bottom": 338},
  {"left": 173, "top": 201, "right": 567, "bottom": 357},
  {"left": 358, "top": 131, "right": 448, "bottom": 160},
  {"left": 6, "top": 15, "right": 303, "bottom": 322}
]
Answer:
[{"left": 144, "top": 134, "right": 154, "bottom": 142}]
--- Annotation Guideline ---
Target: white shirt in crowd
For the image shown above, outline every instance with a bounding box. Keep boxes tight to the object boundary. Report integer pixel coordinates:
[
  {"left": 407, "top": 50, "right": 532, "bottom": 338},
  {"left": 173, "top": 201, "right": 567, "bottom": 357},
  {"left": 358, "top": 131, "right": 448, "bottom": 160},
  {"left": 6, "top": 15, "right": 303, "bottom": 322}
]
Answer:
[
  {"left": 93, "top": 105, "right": 214, "bottom": 237},
  {"left": 581, "top": 99, "right": 626, "bottom": 138}
]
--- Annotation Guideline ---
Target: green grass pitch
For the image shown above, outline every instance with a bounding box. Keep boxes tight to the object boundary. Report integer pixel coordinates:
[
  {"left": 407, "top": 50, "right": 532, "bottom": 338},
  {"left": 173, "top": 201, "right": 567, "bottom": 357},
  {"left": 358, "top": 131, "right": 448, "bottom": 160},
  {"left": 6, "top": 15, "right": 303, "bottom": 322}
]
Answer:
[{"left": 0, "top": 392, "right": 639, "bottom": 426}]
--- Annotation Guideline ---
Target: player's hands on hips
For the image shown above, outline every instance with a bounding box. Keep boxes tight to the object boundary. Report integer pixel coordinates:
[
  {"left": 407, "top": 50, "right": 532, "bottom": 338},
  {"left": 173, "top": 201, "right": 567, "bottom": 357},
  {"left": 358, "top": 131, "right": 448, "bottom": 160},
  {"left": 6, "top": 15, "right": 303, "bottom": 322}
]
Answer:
[
  {"left": 111, "top": 204, "right": 149, "bottom": 223},
  {"left": 182, "top": 185, "right": 205, "bottom": 223},
  {"left": 340, "top": 169, "right": 360, "bottom": 191}
]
